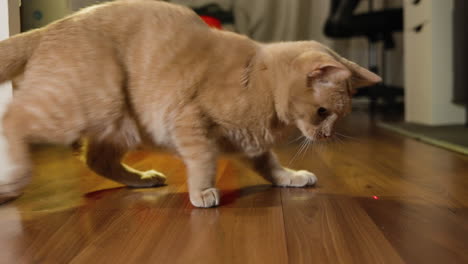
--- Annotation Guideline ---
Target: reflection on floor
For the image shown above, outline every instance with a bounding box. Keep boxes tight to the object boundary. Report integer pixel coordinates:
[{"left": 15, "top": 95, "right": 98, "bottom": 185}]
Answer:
[{"left": 1, "top": 112, "right": 468, "bottom": 263}]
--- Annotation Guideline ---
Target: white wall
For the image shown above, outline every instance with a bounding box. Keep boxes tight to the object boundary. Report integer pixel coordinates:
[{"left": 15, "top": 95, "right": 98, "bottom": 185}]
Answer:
[
  {"left": 404, "top": 0, "right": 465, "bottom": 125},
  {"left": 0, "top": 0, "right": 20, "bottom": 105}
]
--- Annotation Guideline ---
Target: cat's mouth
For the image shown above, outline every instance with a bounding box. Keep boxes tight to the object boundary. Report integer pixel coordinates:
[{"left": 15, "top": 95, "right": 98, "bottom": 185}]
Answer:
[
  {"left": 295, "top": 120, "right": 333, "bottom": 141},
  {"left": 295, "top": 120, "right": 316, "bottom": 141}
]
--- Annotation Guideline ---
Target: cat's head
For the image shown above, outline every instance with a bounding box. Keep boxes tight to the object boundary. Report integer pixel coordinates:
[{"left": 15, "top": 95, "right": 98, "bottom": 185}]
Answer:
[{"left": 265, "top": 41, "right": 381, "bottom": 141}]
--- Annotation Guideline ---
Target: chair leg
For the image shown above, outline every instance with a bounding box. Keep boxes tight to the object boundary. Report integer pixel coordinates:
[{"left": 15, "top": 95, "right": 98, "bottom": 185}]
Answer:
[{"left": 368, "top": 41, "right": 379, "bottom": 116}]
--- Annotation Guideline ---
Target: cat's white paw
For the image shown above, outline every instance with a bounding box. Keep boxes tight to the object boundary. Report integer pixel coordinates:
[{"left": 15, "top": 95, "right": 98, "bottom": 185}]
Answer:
[
  {"left": 140, "top": 170, "right": 166, "bottom": 182},
  {"left": 124, "top": 170, "right": 166, "bottom": 188},
  {"left": 274, "top": 169, "right": 317, "bottom": 187},
  {"left": 135, "top": 170, "right": 166, "bottom": 187},
  {"left": 190, "top": 187, "right": 220, "bottom": 208}
]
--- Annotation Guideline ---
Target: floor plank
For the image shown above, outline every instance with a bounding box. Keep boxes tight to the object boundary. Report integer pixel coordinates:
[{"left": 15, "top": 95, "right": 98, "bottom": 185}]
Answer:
[
  {"left": 358, "top": 197, "right": 468, "bottom": 264},
  {"left": 281, "top": 191, "right": 404, "bottom": 264}
]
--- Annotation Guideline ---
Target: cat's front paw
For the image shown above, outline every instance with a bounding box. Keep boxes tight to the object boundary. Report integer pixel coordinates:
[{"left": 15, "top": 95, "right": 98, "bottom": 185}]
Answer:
[
  {"left": 273, "top": 169, "right": 317, "bottom": 187},
  {"left": 190, "top": 188, "right": 220, "bottom": 208}
]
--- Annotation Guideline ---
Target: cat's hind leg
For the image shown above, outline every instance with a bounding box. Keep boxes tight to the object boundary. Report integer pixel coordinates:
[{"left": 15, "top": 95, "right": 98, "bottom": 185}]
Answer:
[
  {"left": 85, "top": 139, "right": 166, "bottom": 188},
  {"left": 0, "top": 93, "right": 84, "bottom": 204}
]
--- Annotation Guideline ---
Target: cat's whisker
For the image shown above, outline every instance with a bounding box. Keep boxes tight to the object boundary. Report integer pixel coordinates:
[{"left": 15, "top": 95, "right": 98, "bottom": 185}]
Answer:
[
  {"left": 333, "top": 137, "right": 344, "bottom": 151},
  {"left": 318, "top": 139, "right": 328, "bottom": 153},
  {"left": 335, "top": 132, "right": 362, "bottom": 142},
  {"left": 336, "top": 132, "right": 357, "bottom": 138},
  {"left": 296, "top": 140, "right": 307, "bottom": 161},
  {"left": 311, "top": 138, "right": 320, "bottom": 152},
  {"left": 300, "top": 138, "right": 312, "bottom": 160},
  {"left": 333, "top": 135, "right": 344, "bottom": 146},
  {"left": 297, "top": 139, "right": 309, "bottom": 161},
  {"left": 288, "top": 138, "right": 308, "bottom": 166},
  {"left": 296, "top": 137, "right": 312, "bottom": 162},
  {"left": 297, "top": 139, "right": 310, "bottom": 160},
  {"left": 288, "top": 135, "right": 305, "bottom": 145}
]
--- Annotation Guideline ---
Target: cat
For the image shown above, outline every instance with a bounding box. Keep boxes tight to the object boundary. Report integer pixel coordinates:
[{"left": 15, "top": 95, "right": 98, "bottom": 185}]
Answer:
[{"left": 0, "top": 0, "right": 380, "bottom": 207}]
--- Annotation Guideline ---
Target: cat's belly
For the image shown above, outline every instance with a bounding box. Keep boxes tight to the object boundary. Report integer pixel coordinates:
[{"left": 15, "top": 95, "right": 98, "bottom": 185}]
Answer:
[
  {"left": 137, "top": 96, "right": 175, "bottom": 148},
  {"left": 216, "top": 137, "right": 240, "bottom": 153},
  {"left": 149, "top": 120, "right": 168, "bottom": 143},
  {"left": 148, "top": 124, "right": 172, "bottom": 148},
  {"left": 216, "top": 134, "right": 269, "bottom": 157}
]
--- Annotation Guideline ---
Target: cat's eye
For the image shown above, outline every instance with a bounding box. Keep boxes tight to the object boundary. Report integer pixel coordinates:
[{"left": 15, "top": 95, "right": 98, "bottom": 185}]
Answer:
[{"left": 317, "top": 107, "right": 328, "bottom": 117}]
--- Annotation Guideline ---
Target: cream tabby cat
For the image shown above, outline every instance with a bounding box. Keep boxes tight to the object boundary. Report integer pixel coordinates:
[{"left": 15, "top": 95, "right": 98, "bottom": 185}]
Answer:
[{"left": 0, "top": 0, "right": 380, "bottom": 207}]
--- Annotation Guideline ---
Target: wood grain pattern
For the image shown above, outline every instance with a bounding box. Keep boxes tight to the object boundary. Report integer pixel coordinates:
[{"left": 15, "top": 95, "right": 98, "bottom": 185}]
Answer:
[
  {"left": 1, "top": 112, "right": 468, "bottom": 263},
  {"left": 281, "top": 192, "right": 404, "bottom": 264}
]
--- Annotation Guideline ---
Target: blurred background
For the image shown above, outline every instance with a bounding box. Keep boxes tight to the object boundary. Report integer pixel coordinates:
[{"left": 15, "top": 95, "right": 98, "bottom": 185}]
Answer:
[{"left": 4, "top": 0, "right": 468, "bottom": 153}]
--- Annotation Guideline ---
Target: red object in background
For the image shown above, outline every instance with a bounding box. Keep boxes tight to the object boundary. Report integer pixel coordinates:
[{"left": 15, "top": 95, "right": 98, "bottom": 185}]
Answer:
[{"left": 200, "top": 15, "right": 222, "bottom": 29}]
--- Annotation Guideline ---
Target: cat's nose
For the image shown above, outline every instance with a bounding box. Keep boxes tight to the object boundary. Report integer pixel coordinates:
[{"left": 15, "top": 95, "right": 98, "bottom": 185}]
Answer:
[
  {"left": 318, "top": 132, "right": 331, "bottom": 140},
  {"left": 323, "top": 131, "right": 334, "bottom": 139},
  {"left": 324, "top": 129, "right": 334, "bottom": 138}
]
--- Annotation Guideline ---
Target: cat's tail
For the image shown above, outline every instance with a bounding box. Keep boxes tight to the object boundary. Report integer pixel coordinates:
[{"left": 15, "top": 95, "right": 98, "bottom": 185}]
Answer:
[{"left": 0, "top": 29, "right": 42, "bottom": 83}]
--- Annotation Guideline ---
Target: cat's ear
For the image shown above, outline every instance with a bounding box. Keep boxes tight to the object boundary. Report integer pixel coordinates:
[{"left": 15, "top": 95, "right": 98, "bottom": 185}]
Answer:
[
  {"left": 338, "top": 57, "right": 382, "bottom": 88},
  {"left": 306, "top": 62, "right": 351, "bottom": 87},
  {"left": 294, "top": 52, "right": 351, "bottom": 87}
]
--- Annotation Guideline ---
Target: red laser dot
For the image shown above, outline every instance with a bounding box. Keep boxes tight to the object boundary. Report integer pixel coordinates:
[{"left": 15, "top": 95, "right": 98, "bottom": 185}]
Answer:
[{"left": 372, "top": 195, "right": 379, "bottom": 200}]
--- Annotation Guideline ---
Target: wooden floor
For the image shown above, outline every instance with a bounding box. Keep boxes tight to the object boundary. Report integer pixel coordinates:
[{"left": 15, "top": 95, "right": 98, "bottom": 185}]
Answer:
[{"left": 1, "top": 112, "right": 468, "bottom": 264}]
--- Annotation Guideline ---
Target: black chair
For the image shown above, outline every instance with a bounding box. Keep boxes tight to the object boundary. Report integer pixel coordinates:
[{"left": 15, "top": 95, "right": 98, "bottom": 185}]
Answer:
[
  {"left": 192, "top": 3, "right": 234, "bottom": 25},
  {"left": 324, "top": 0, "right": 404, "bottom": 115}
]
